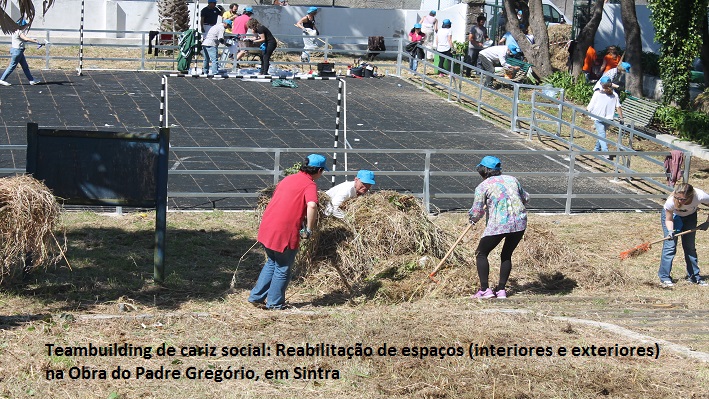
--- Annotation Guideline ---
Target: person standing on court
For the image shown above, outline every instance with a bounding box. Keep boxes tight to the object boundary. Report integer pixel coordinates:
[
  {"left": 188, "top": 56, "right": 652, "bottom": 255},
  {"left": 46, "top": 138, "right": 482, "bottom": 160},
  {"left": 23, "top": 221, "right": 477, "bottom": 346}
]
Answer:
[
  {"left": 247, "top": 18, "right": 278, "bottom": 75},
  {"left": 324, "top": 170, "right": 376, "bottom": 219},
  {"left": 248, "top": 154, "right": 328, "bottom": 310},
  {"left": 232, "top": 6, "right": 253, "bottom": 65},
  {"left": 658, "top": 182, "right": 709, "bottom": 288},
  {"left": 295, "top": 6, "right": 319, "bottom": 62},
  {"left": 201, "top": 19, "right": 230, "bottom": 75},
  {"left": 0, "top": 19, "right": 42, "bottom": 87},
  {"left": 200, "top": 0, "right": 221, "bottom": 36},
  {"left": 435, "top": 19, "right": 453, "bottom": 77},
  {"left": 469, "top": 156, "right": 529, "bottom": 299}
]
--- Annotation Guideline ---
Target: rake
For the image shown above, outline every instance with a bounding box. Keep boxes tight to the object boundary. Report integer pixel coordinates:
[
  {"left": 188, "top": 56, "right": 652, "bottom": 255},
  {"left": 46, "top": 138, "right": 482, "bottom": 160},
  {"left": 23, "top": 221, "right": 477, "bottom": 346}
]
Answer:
[{"left": 619, "top": 229, "right": 696, "bottom": 260}]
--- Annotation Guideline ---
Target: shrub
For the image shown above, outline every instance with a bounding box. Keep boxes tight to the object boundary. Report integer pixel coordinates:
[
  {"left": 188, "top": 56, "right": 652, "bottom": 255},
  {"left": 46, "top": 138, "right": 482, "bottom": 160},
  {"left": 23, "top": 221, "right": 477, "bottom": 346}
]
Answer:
[
  {"left": 542, "top": 71, "right": 594, "bottom": 104},
  {"left": 655, "top": 105, "right": 709, "bottom": 146}
]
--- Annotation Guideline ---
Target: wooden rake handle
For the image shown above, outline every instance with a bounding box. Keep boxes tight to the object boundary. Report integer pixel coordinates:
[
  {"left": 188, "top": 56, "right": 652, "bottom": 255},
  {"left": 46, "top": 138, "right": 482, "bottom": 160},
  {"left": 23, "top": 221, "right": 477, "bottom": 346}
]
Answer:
[
  {"left": 648, "top": 228, "right": 698, "bottom": 246},
  {"left": 428, "top": 223, "right": 473, "bottom": 283}
]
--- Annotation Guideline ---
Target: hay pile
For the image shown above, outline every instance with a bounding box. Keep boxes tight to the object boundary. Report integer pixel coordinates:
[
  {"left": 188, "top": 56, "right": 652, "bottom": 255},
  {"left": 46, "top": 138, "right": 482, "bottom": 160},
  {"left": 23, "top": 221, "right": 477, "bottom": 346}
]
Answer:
[
  {"left": 298, "top": 191, "right": 468, "bottom": 288},
  {"left": 0, "top": 175, "right": 64, "bottom": 283},
  {"left": 547, "top": 24, "right": 572, "bottom": 71}
]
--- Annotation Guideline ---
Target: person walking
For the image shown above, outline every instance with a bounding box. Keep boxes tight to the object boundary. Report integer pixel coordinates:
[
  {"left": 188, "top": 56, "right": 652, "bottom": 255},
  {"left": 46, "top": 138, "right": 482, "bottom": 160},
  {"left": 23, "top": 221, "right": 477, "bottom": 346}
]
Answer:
[
  {"left": 407, "top": 24, "right": 426, "bottom": 71},
  {"left": 594, "top": 61, "right": 631, "bottom": 92},
  {"left": 247, "top": 18, "right": 277, "bottom": 75},
  {"left": 295, "top": 7, "right": 319, "bottom": 62},
  {"left": 658, "top": 183, "right": 709, "bottom": 288},
  {"left": 324, "top": 170, "right": 376, "bottom": 219},
  {"left": 419, "top": 10, "right": 438, "bottom": 60},
  {"left": 465, "top": 14, "right": 488, "bottom": 77},
  {"left": 0, "top": 19, "right": 42, "bottom": 86},
  {"left": 587, "top": 76, "right": 624, "bottom": 159},
  {"left": 248, "top": 154, "right": 328, "bottom": 310},
  {"left": 435, "top": 19, "right": 453, "bottom": 77},
  {"left": 469, "top": 156, "right": 529, "bottom": 299}
]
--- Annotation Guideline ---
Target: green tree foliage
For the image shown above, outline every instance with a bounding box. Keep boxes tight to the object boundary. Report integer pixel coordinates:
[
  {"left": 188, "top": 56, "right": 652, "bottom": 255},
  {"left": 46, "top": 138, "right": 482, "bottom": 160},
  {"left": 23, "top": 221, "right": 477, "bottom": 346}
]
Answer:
[{"left": 648, "top": 0, "right": 709, "bottom": 108}]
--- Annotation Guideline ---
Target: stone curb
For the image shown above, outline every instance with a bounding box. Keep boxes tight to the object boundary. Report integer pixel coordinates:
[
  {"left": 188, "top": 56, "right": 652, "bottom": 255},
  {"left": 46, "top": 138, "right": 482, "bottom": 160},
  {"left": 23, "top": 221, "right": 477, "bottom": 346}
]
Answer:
[{"left": 656, "top": 134, "right": 709, "bottom": 161}]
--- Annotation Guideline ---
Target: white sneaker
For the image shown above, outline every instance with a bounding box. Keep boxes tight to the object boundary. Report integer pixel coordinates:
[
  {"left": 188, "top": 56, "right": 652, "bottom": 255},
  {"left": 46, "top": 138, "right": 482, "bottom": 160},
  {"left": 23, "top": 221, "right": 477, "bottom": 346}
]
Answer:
[
  {"left": 0, "top": 80, "right": 11, "bottom": 86},
  {"left": 29, "top": 80, "right": 41, "bottom": 85}
]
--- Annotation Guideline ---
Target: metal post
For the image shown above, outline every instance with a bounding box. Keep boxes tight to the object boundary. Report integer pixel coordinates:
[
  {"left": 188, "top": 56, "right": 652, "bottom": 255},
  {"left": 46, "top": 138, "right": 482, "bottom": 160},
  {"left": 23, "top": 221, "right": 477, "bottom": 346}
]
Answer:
[
  {"left": 159, "top": 75, "right": 168, "bottom": 128},
  {"left": 511, "top": 84, "right": 520, "bottom": 132},
  {"left": 565, "top": 151, "right": 576, "bottom": 214},
  {"left": 77, "top": 0, "right": 85, "bottom": 76},
  {"left": 424, "top": 152, "right": 431, "bottom": 213},
  {"left": 154, "top": 127, "right": 170, "bottom": 282},
  {"left": 140, "top": 32, "right": 146, "bottom": 71},
  {"left": 44, "top": 31, "right": 50, "bottom": 69},
  {"left": 332, "top": 78, "right": 343, "bottom": 187},
  {"left": 683, "top": 152, "right": 691, "bottom": 183},
  {"left": 273, "top": 150, "right": 281, "bottom": 185}
]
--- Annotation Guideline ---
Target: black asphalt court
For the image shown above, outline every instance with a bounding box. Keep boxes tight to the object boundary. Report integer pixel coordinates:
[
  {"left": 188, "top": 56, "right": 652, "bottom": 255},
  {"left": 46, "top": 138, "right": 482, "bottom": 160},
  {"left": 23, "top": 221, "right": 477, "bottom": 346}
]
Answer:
[{"left": 0, "top": 70, "right": 661, "bottom": 212}]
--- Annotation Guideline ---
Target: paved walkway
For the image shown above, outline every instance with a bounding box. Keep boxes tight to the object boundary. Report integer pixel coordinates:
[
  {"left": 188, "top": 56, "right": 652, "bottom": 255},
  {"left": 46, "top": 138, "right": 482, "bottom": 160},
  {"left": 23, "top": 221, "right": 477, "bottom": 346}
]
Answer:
[{"left": 0, "top": 70, "right": 660, "bottom": 211}]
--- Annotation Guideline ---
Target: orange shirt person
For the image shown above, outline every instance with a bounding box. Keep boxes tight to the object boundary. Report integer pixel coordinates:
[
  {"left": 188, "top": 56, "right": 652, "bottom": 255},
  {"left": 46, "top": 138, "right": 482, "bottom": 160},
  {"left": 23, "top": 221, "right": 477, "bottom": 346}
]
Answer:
[
  {"left": 600, "top": 46, "right": 620, "bottom": 73},
  {"left": 582, "top": 45, "right": 597, "bottom": 81}
]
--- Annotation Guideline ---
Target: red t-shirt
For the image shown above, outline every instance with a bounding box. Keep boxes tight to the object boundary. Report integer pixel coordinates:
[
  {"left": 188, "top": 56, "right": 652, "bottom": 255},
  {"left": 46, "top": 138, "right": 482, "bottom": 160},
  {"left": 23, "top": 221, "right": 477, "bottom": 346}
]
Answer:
[{"left": 257, "top": 171, "right": 318, "bottom": 252}]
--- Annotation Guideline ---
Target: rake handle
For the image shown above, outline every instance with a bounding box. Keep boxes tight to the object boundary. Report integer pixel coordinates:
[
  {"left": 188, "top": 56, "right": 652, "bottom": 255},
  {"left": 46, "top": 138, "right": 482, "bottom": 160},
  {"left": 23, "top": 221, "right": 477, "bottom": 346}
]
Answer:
[
  {"left": 428, "top": 223, "right": 473, "bottom": 283},
  {"left": 648, "top": 228, "right": 697, "bottom": 246}
]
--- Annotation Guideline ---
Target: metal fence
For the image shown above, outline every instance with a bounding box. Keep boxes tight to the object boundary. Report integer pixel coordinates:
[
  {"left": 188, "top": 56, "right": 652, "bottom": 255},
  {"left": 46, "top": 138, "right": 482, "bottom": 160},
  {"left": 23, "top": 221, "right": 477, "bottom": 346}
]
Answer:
[{"left": 0, "top": 29, "right": 690, "bottom": 213}]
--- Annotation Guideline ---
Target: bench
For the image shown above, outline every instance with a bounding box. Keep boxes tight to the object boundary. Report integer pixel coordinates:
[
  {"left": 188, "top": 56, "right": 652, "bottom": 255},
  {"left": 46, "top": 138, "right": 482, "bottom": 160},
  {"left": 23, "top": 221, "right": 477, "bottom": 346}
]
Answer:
[
  {"left": 504, "top": 57, "right": 536, "bottom": 83},
  {"left": 620, "top": 95, "right": 662, "bottom": 136}
]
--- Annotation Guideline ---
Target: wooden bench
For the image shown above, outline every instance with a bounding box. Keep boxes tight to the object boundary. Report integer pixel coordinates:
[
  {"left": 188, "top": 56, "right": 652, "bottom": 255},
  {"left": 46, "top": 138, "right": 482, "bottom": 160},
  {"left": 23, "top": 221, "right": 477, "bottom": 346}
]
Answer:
[
  {"left": 620, "top": 95, "right": 662, "bottom": 136},
  {"left": 504, "top": 57, "right": 535, "bottom": 83}
]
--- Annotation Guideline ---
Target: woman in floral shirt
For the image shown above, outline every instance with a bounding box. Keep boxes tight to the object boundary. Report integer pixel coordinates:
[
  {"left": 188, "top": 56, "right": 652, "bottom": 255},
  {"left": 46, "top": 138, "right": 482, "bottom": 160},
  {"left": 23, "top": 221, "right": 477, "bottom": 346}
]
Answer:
[{"left": 468, "top": 156, "right": 529, "bottom": 299}]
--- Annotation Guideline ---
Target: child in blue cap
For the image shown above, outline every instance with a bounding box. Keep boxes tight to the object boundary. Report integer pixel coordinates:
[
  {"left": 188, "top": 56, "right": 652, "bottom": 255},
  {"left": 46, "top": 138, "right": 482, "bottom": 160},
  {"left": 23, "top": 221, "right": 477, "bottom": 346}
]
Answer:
[
  {"left": 469, "top": 156, "right": 529, "bottom": 299},
  {"left": 0, "top": 19, "right": 42, "bottom": 86},
  {"left": 587, "top": 76, "right": 624, "bottom": 159}
]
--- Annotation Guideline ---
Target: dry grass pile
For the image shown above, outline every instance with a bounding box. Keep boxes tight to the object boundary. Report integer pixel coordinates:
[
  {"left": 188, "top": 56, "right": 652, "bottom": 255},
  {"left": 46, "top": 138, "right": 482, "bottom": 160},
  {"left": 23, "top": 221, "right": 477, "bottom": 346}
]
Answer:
[
  {"left": 547, "top": 24, "right": 572, "bottom": 71},
  {"left": 296, "top": 191, "right": 469, "bottom": 295},
  {"left": 0, "top": 175, "right": 64, "bottom": 283}
]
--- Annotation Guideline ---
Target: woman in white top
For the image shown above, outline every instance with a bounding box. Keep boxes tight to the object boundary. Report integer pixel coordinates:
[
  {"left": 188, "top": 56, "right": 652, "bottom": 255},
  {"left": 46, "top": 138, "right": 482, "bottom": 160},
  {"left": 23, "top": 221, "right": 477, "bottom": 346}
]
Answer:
[
  {"left": 658, "top": 182, "right": 709, "bottom": 287},
  {"left": 434, "top": 19, "right": 453, "bottom": 77}
]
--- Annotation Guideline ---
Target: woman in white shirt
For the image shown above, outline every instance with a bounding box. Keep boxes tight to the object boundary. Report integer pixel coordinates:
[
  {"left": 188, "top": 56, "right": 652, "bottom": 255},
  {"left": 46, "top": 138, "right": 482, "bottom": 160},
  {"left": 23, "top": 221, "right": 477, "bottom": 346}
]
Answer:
[{"left": 435, "top": 19, "right": 453, "bottom": 77}]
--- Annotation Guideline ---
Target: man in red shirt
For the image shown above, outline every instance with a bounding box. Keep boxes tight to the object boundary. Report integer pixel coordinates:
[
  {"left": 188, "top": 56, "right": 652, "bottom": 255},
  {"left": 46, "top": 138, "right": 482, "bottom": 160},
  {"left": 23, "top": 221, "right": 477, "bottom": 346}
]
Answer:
[{"left": 248, "top": 154, "right": 328, "bottom": 309}]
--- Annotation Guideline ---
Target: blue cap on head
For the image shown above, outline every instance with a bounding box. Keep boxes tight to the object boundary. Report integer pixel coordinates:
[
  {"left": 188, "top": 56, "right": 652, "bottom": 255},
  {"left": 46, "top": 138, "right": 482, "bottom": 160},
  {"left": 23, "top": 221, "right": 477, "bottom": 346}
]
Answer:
[
  {"left": 208, "top": 0, "right": 217, "bottom": 3},
  {"left": 224, "top": 19, "right": 232, "bottom": 26},
  {"left": 430, "top": 10, "right": 436, "bottom": 15},
  {"left": 356, "top": 170, "right": 376, "bottom": 185},
  {"left": 308, "top": 6, "right": 318, "bottom": 13},
  {"left": 443, "top": 19, "right": 451, "bottom": 25},
  {"left": 307, "top": 154, "right": 329, "bottom": 171},
  {"left": 600, "top": 76, "right": 611, "bottom": 84},
  {"left": 620, "top": 61, "right": 631, "bottom": 71},
  {"left": 508, "top": 44, "right": 520, "bottom": 55},
  {"left": 16, "top": 18, "right": 28, "bottom": 27},
  {"left": 477, "top": 156, "right": 502, "bottom": 171},
  {"left": 244, "top": 6, "right": 253, "bottom": 12},
  {"left": 414, "top": 23, "right": 422, "bottom": 29}
]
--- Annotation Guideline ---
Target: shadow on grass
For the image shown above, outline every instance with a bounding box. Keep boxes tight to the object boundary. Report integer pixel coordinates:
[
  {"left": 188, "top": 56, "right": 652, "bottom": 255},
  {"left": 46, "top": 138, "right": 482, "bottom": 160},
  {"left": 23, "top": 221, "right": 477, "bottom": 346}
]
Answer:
[
  {"left": 509, "top": 271, "right": 578, "bottom": 295},
  {"left": 5, "top": 226, "right": 264, "bottom": 311}
]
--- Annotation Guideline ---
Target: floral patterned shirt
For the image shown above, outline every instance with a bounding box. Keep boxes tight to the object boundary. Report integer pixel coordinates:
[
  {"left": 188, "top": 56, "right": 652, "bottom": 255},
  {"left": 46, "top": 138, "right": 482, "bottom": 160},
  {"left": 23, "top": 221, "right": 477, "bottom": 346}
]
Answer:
[{"left": 468, "top": 175, "right": 529, "bottom": 237}]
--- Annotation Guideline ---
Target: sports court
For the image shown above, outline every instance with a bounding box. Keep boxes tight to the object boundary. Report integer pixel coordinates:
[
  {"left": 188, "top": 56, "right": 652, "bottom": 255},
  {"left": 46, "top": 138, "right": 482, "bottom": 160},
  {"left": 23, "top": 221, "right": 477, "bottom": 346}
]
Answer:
[{"left": 0, "top": 70, "right": 660, "bottom": 212}]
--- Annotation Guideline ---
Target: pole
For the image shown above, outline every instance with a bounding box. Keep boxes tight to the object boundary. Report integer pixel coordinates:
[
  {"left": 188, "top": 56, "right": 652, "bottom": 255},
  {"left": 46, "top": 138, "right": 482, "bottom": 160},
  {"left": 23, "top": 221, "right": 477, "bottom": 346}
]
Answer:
[{"left": 77, "top": 0, "right": 85, "bottom": 76}]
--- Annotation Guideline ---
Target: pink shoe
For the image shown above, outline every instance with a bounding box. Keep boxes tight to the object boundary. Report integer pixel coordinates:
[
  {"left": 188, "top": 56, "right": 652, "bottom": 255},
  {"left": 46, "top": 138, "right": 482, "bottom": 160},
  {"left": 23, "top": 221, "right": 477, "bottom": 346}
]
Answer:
[
  {"left": 472, "top": 288, "right": 495, "bottom": 299},
  {"left": 438, "top": 73, "right": 445, "bottom": 77},
  {"left": 495, "top": 289, "right": 507, "bottom": 299}
]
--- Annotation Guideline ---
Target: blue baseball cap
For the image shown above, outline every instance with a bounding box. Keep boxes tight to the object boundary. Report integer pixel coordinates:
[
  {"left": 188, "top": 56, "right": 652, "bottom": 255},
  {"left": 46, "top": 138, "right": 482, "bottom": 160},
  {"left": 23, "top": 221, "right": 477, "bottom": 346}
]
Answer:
[
  {"left": 307, "top": 154, "right": 329, "bottom": 171},
  {"left": 430, "top": 10, "right": 437, "bottom": 15},
  {"left": 244, "top": 6, "right": 253, "bottom": 12},
  {"left": 477, "top": 156, "right": 502, "bottom": 170},
  {"left": 208, "top": 0, "right": 217, "bottom": 3},
  {"left": 414, "top": 23, "right": 422, "bottom": 29},
  {"left": 224, "top": 19, "right": 232, "bottom": 26},
  {"left": 16, "top": 18, "right": 28, "bottom": 27},
  {"left": 356, "top": 170, "right": 376, "bottom": 185},
  {"left": 308, "top": 7, "right": 319, "bottom": 13},
  {"left": 600, "top": 76, "right": 611, "bottom": 84},
  {"left": 620, "top": 61, "right": 631, "bottom": 72},
  {"left": 443, "top": 19, "right": 451, "bottom": 25}
]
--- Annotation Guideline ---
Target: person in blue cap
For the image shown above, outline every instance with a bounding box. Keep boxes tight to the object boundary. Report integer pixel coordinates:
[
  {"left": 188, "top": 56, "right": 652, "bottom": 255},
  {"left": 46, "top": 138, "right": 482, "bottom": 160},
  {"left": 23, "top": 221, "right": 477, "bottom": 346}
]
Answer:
[
  {"left": 587, "top": 76, "right": 624, "bottom": 159},
  {"left": 469, "top": 156, "right": 529, "bottom": 299},
  {"left": 249, "top": 154, "right": 328, "bottom": 310},
  {"left": 0, "top": 19, "right": 42, "bottom": 86},
  {"left": 201, "top": 19, "right": 231, "bottom": 75},
  {"left": 408, "top": 23, "right": 426, "bottom": 71},
  {"left": 324, "top": 170, "right": 376, "bottom": 218},
  {"left": 295, "top": 6, "right": 319, "bottom": 62},
  {"left": 594, "top": 61, "right": 630, "bottom": 91},
  {"left": 435, "top": 19, "right": 453, "bottom": 77}
]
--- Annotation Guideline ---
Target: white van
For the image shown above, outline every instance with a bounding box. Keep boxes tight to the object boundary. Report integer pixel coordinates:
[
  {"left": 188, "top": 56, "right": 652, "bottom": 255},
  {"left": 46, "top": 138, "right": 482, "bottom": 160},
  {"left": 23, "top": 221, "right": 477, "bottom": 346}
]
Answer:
[{"left": 542, "top": 0, "right": 569, "bottom": 25}]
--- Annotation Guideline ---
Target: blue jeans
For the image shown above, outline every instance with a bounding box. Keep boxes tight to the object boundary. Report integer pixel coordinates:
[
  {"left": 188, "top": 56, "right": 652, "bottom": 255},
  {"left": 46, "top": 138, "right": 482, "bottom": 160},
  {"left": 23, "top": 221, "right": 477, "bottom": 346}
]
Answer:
[
  {"left": 1, "top": 48, "right": 34, "bottom": 82},
  {"left": 409, "top": 57, "right": 419, "bottom": 71},
  {"left": 248, "top": 247, "right": 298, "bottom": 309},
  {"left": 202, "top": 46, "right": 219, "bottom": 75},
  {"left": 659, "top": 211, "right": 701, "bottom": 282},
  {"left": 593, "top": 120, "right": 609, "bottom": 153}
]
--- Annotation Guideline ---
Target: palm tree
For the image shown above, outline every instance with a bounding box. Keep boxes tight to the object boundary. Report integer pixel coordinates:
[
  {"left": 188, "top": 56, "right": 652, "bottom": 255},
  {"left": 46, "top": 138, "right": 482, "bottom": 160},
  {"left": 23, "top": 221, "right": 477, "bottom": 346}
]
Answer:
[
  {"left": 157, "top": 0, "right": 190, "bottom": 32},
  {"left": 0, "top": 0, "right": 53, "bottom": 33}
]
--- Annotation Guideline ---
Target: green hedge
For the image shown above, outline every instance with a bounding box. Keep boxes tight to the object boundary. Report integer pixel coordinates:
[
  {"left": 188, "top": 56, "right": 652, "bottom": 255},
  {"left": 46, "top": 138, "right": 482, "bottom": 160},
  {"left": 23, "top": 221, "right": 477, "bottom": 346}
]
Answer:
[{"left": 655, "top": 106, "right": 709, "bottom": 146}]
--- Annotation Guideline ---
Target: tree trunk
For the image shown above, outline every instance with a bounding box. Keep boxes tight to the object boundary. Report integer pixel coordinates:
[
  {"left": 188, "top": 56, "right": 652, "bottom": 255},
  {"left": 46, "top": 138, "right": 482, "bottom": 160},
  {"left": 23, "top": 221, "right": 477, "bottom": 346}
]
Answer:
[
  {"left": 504, "top": 0, "right": 552, "bottom": 78},
  {"left": 620, "top": 0, "right": 643, "bottom": 97},
  {"left": 702, "top": 13, "right": 709, "bottom": 87},
  {"left": 570, "top": 0, "right": 604, "bottom": 79},
  {"left": 157, "top": 0, "right": 191, "bottom": 32}
]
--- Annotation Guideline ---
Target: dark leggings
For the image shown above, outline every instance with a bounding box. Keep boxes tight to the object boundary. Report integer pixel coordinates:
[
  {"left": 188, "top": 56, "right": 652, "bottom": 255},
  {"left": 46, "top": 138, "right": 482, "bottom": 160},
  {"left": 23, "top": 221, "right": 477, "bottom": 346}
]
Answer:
[
  {"left": 475, "top": 230, "right": 525, "bottom": 291},
  {"left": 437, "top": 50, "right": 453, "bottom": 71},
  {"left": 261, "top": 41, "right": 277, "bottom": 75}
]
